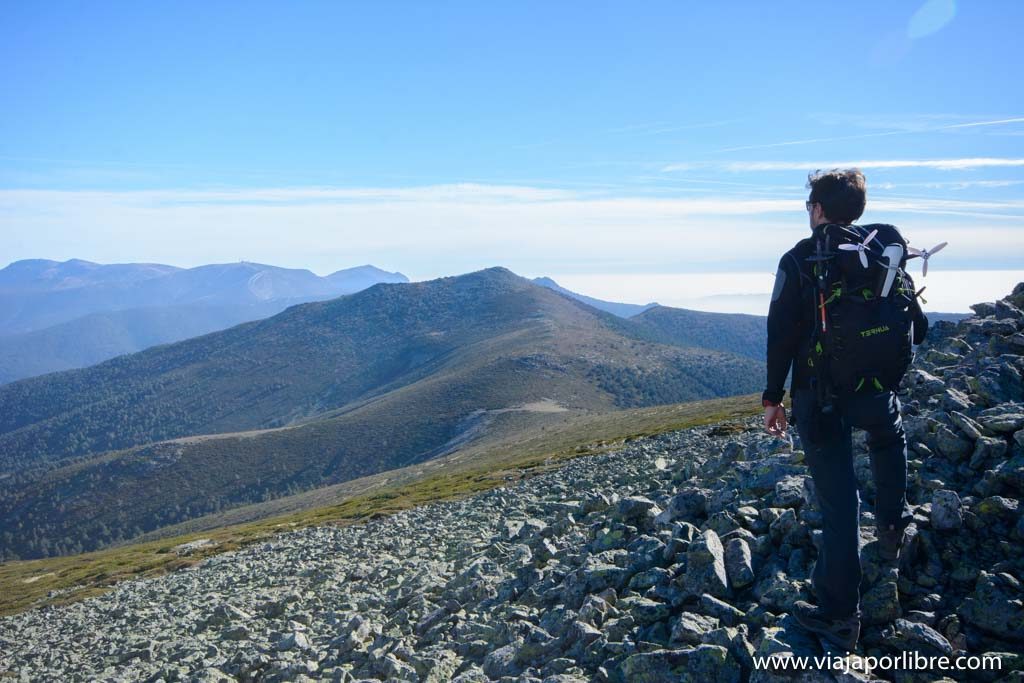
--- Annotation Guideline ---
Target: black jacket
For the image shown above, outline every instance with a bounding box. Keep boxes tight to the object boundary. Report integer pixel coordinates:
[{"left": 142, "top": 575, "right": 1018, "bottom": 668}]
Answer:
[{"left": 761, "top": 223, "right": 928, "bottom": 405}]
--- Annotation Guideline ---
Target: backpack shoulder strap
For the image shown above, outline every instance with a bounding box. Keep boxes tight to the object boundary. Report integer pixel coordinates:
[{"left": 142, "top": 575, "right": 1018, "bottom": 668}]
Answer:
[{"left": 785, "top": 251, "right": 813, "bottom": 286}]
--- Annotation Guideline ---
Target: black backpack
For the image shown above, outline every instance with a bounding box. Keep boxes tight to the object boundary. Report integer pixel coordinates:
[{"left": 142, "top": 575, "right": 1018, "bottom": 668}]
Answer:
[{"left": 801, "top": 223, "right": 925, "bottom": 403}]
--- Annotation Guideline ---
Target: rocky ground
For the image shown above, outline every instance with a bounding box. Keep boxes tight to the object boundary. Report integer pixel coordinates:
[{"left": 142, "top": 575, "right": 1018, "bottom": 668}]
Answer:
[{"left": 2, "top": 285, "right": 1024, "bottom": 682}]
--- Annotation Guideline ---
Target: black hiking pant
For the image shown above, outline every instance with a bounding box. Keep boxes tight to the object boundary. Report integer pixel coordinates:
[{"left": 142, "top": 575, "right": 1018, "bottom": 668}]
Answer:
[{"left": 791, "top": 386, "right": 914, "bottom": 620}]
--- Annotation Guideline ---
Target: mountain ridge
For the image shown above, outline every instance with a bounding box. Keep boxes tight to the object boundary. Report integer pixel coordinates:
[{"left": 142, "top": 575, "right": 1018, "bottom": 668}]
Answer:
[
  {"left": 0, "top": 258, "right": 410, "bottom": 383},
  {"left": 0, "top": 266, "right": 767, "bottom": 558},
  {"left": 0, "top": 257, "right": 409, "bottom": 336}
]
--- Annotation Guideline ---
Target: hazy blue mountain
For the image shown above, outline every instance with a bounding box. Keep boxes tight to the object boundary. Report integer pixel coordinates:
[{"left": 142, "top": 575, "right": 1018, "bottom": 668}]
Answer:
[
  {"left": 0, "top": 258, "right": 180, "bottom": 292},
  {"left": 0, "top": 259, "right": 409, "bottom": 382},
  {"left": 532, "top": 276, "right": 657, "bottom": 318},
  {"left": 0, "top": 302, "right": 290, "bottom": 384},
  {"left": 0, "top": 259, "right": 409, "bottom": 336},
  {"left": 327, "top": 264, "right": 411, "bottom": 292}
]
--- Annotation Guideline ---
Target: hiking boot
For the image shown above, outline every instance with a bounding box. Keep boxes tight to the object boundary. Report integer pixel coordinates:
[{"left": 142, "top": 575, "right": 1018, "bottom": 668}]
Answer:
[
  {"left": 792, "top": 600, "right": 860, "bottom": 651},
  {"left": 877, "top": 524, "right": 905, "bottom": 562}
]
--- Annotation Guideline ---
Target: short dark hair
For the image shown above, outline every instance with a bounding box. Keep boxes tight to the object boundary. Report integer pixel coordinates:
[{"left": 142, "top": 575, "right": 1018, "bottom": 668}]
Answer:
[{"left": 806, "top": 168, "right": 867, "bottom": 224}]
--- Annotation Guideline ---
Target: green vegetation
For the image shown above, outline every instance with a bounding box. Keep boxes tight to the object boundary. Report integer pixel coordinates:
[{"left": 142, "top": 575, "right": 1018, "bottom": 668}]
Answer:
[
  {"left": 0, "top": 269, "right": 766, "bottom": 560},
  {"left": 631, "top": 305, "right": 767, "bottom": 362},
  {"left": 0, "top": 392, "right": 760, "bottom": 617}
]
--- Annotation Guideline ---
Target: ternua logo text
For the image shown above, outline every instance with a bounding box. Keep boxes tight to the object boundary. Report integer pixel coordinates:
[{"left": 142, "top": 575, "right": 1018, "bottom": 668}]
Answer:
[{"left": 860, "top": 325, "right": 890, "bottom": 337}]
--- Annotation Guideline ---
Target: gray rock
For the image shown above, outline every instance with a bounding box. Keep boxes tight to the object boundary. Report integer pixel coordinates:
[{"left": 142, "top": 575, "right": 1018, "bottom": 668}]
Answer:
[
  {"left": 619, "top": 645, "right": 739, "bottom": 683},
  {"left": 482, "top": 642, "right": 521, "bottom": 678},
  {"left": 617, "top": 595, "right": 670, "bottom": 625},
  {"left": 949, "top": 410, "right": 989, "bottom": 439},
  {"left": 861, "top": 578, "right": 901, "bottom": 625},
  {"left": 516, "top": 518, "right": 548, "bottom": 540},
  {"left": 772, "top": 476, "right": 807, "bottom": 508},
  {"left": 934, "top": 424, "right": 973, "bottom": 460},
  {"left": 768, "top": 508, "right": 805, "bottom": 546},
  {"left": 735, "top": 457, "right": 806, "bottom": 496},
  {"left": 906, "top": 369, "right": 945, "bottom": 395},
  {"left": 502, "top": 520, "right": 525, "bottom": 540},
  {"left": 700, "top": 626, "right": 755, "bottom": 672},
  {"left": 942, "top": 387, "right": 975, "bottom": 413},
  {"left": 579, "top": 492, "right": 612, "bottom": 515},
  {"left": 958, "top": 571, "right": 1024, "bottom": 641},
  {"left": 971, "top": 436, "right": 1009, "bottom": 469},
  {"left": 683, "top": 643, "right": 742, "bottom": 683},
  {"left": 618, "top": 649, "right": 689, "bottom": 683},
  {"left": 670, "top": 611, "right": 720, "bottom": 645},
  {"left": 699, "top": 593, "right": 747, "bottom": 627},
  {"left": 996, "top": 299, "right": 1024, "bottom": 321},
  {"left": 724, "top": 537, "right": 754, "bottom": 589},
  {"left": 884, "top": 618, "right": 954, "bottom": 657},
  {"left": 276, "top": 631, "right": 311, "bottom": 651},
  {"left": 654, "top": 488, "right": 708, "bottom": 524},
  {"left": 682, "top": 529, "right": 729, "bottom": 598},
  {"left": 979, "top": 412, "right": 1024, "bottom": 434},
  {"left": 610, "top": 496, "right": 661, "bottom": 526},
  {"left": 931, "top": 489, "right": 964, "bottom": 530},
  {"left": 971, "top": 301, "right": 997, "bottom": 317},
  {"left": 702, "top": 510, "right": 740, "bottom": 537},
  {"left": 976, "top": 496, "right": 1019, "bottom": 518},
  {"left": 220, "top": 625, "right": 250, "bottom": 641},
  {"left": 753, "top": 566, "right": 805, "bottom": 612}
]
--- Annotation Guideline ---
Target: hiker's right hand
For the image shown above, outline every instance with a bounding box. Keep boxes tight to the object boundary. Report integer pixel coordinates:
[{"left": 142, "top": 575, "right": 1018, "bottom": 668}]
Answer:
[{"left": 764, "top": 404, "right": 788, "bottom": 438}]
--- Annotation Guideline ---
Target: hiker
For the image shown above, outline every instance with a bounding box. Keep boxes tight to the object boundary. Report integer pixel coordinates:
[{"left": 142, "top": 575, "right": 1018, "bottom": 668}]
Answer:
[{"left": 761, "top": 168, "right": 929, "bottom": 651}]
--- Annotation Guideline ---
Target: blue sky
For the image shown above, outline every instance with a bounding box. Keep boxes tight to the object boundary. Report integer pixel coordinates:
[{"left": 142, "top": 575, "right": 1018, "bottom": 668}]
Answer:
[{"left": 2, "top": 0, "right": 1022, "bottom": 312}]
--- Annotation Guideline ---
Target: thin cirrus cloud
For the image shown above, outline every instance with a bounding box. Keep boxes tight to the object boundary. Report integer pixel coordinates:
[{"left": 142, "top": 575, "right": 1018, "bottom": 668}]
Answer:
[
  {"left": 4, "top": 186, "right": 1024, "bottom": 222},
  {"left": 662, "top": 158, "right": 1024, "bottom": 173},
  {"left": 0, "top": 184, "right": 580, "bottom": 207},
  {"left": 713, "top": 116, "right": 1024, "bottom": 153},
  {"left": 875, "top": 180, "right": 1024, "bottom": 190},
  {"left": 7, "top": 186, "right": 1024, "bottom": 216}
]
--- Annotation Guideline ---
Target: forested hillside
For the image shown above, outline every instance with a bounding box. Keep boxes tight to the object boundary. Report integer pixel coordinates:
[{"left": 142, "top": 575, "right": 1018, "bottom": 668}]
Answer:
[{"left": 0, "top": 268, "right": 768, "bottom": 559}]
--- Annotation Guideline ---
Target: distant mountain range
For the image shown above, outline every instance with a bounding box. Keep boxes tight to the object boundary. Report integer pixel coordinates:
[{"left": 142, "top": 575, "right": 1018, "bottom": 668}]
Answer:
[
  {"left": 531, "top": 277, "right": 657, "bottom": 318},
  {"left": 0, "top": 261, "right": 708, "bottom": 384},
  {"left": 0, "top": 259, "right": 408, "bottom": 383},
  {"left": 0, "top": 267, "right": 767, "bottom": 559}
]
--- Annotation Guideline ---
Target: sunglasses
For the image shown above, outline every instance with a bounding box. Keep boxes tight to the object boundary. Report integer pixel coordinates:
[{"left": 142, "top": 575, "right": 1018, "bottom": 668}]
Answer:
[{"left": 805, "top": 200, "right": 818, "bottom": 212}]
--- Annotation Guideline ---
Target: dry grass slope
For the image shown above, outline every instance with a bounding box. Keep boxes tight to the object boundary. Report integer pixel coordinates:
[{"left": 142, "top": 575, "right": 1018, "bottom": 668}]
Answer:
[{"left": 0, "top": 392, "right": 760, "bottom": 617}]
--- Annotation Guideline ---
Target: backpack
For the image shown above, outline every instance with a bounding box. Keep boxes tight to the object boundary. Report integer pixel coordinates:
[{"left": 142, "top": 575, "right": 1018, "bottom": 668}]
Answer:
[{"left": 800, "top": 223, "right": 924, "bottom": 402}]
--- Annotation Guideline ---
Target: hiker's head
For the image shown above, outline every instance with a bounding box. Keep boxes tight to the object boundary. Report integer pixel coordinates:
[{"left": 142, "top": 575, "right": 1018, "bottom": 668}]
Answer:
[{"left": 806, "top": 168, "right": 867, "bottom": 227}]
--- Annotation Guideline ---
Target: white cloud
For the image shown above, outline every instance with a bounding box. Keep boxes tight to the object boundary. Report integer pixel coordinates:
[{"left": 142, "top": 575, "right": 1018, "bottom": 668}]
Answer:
[
  {"left": 2, "top": 185, "right": 1021, "bottom": 282},
  {"left": 546, "top": 270, "right": 1024, "bottom": 315}
]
